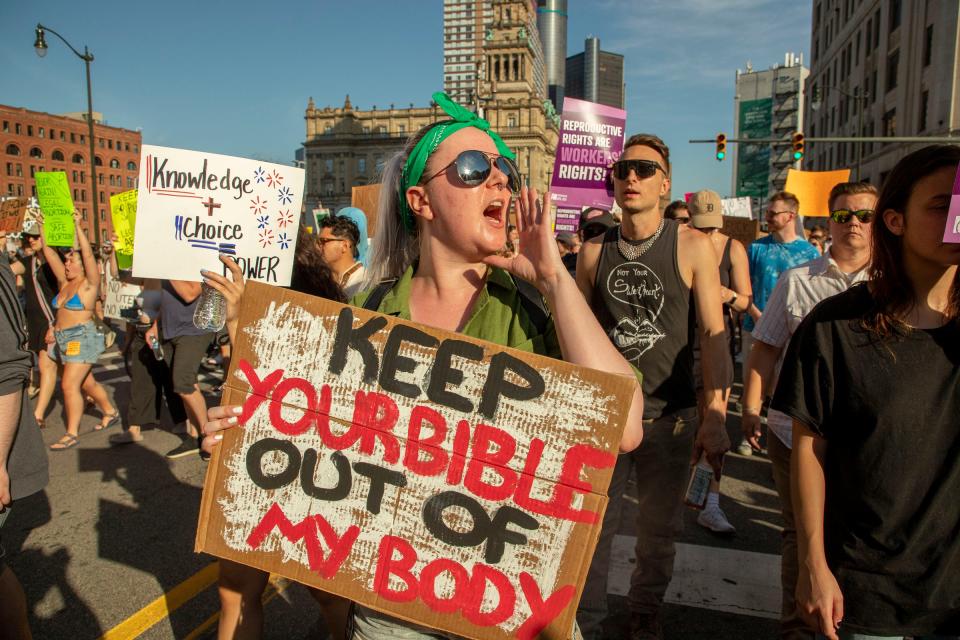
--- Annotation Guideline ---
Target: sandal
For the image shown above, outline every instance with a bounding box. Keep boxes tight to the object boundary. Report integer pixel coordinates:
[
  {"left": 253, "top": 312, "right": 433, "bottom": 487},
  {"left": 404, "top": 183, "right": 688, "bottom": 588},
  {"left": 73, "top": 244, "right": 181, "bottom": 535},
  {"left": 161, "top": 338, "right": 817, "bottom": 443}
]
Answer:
[
  {"left": 96, "top": 411, "right": 121, "bottom": 431},
  {"left": 50, "top": 434, "right": 79, "bottom": 451}
]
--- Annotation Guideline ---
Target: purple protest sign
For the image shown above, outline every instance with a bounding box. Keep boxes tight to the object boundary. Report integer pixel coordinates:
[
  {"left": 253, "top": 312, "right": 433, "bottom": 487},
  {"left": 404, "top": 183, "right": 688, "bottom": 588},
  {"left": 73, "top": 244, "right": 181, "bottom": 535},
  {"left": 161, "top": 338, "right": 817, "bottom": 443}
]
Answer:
[
  {"left": 943, "top": 163, "right": 960, "bottom": 243},
  {"left": 549, "top": 98, "right": 626, "bottom": 233}
]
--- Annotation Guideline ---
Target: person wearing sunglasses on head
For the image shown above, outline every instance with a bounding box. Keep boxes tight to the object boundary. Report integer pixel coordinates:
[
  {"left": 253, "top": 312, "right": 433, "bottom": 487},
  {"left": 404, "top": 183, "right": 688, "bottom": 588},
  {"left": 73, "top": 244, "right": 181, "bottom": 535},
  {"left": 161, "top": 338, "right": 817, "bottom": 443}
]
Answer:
[
  {"left": 735, "top": 191, "right": 820, "bottom": 457},
  {"left": 199, "top": 92, "right": 645, "bottom": 640},
  {"left": 741, "top": 181, "right": 876, "bottom": 640},
  {"left": 575, "top": 135, "right": 730, "bottom": 640},
  {"left": 774, "top": 146, "right": 960, "bottom": 640}
]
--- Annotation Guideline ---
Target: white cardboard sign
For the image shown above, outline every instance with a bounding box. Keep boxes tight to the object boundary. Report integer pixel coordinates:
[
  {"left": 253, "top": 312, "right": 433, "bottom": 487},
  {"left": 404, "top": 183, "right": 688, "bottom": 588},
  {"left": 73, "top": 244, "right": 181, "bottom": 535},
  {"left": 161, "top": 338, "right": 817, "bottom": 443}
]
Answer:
[
  {"left": 133, "top": 145, "right": 303, "bottom": 285},
  {"left": 721, "top": 197, "right": 752, "bottom": 219},
  {"left": 103, "top": 271, "right": 141, "bottom": 322}
]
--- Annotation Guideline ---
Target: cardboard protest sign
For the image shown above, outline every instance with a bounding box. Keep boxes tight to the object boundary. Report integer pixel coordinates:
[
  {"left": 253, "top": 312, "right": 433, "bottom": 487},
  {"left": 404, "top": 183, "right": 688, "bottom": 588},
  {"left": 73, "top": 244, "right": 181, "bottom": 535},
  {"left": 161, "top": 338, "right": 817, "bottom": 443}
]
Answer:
[
  {"left": 133, "top": 145, "right": 304, "bottom": 285},
  {"left": 35, "top": 172, "right": 75, "bottom": 246},
  {"left": 783, "top": 168, "right": 851, "bottom": 217},
  {"left": 351, "top": 184, "right": 380, "bottom": 237},
  {"left": 103, "top": 271, "right": 141, "bottom": 322},
  {"left": 721, "top": 197, "right": 752, "bottom": 219},
  {"left": 722, "top": 216, "right": 761, "bottom": 249},
  {"left": 110, "top": 190, "right": 138, "bottom": 270},
  {"left": 550, "top": 98, "right": 626, "bottom": 233},
  {"left": 196, "top": 282, "right": 637, "bottom": 640},
  {"left": 943, "top": 163, "right": 960, "bottom": 243},
  {"left": 0, "top": 198, "right": 29, "bottom": 234}
]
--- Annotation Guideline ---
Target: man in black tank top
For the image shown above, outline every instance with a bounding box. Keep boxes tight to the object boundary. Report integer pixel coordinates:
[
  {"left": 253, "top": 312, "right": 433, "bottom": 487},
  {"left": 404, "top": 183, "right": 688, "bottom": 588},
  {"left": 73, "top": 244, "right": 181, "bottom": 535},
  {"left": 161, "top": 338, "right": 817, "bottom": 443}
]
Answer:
[{"left": 575, "top": 134, "right": 731, "bottom": 639}]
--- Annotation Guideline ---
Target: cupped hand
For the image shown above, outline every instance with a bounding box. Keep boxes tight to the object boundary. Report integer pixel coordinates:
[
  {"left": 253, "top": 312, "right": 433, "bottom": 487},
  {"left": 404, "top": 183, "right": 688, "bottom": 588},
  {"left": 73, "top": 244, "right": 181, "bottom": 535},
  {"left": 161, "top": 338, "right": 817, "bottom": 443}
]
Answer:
[
  {"left": 483, "top": 186, "right": 566, "bottom": 294},
  {"left": 201, "top": 255, "right": 246, "bottom": 325},
  {"left": 797, "top": 564, "right": 844, "bottom": 640},
  {"left": 201, "top": 404, "right": 244, "bottom": 454},
  {"left": 692, "top": 413, "right": 730, "bottom": 479},
  {"left": 742, "top": 412, "right": 763, "bottom": 451}
]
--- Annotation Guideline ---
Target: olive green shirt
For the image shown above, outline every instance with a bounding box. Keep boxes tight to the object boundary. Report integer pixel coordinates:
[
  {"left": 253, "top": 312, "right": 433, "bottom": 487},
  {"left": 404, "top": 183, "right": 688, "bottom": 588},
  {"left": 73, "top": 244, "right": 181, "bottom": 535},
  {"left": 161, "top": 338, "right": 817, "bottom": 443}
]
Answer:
[{"left": 351, "top": 265, "right": 562, "bottom": 358}]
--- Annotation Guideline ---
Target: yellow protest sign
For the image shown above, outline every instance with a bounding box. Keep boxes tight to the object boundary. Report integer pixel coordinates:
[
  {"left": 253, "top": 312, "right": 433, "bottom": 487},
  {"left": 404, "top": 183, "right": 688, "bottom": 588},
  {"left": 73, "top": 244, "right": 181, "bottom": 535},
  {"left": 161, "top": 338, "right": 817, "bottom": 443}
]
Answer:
[
  {"left": 784, "top": 168, "right": 852, "bottom": 217},
  {"left": 110, "top": 189, "right": 138, "bottom": 269}
]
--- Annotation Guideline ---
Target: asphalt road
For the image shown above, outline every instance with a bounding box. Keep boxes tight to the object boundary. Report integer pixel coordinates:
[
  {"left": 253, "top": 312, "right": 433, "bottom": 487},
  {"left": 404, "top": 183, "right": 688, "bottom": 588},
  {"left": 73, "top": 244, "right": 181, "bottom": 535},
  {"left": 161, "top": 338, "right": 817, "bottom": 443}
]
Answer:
[{"left": 6, "top": 346, "right": 785, "bottom": 640}]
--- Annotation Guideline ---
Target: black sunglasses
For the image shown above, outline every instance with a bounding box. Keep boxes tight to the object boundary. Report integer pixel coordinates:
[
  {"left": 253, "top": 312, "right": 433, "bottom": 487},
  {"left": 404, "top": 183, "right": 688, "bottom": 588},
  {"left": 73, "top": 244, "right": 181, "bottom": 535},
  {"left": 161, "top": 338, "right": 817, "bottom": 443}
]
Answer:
[
  {"left": 611, "top": 159, "right": 665, "bottom": 180},
  {"left": 829, "top": 209, "right": 875, "bottom": 224},
  {"left": 423, "top": 150, "right": 521, "bottom": 195}
]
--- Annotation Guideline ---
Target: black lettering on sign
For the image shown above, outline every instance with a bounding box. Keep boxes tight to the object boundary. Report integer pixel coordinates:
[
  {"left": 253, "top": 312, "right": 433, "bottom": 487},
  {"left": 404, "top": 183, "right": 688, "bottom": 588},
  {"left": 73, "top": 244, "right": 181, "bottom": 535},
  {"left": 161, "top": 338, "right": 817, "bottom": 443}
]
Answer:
[
  {"left": 422, "top": 490, "right": 539, "bottom": 564},
  {"left": 247, "top": 437, "right": 300, "bottom": 489},
  {"left": 328, "top": 307, "right": 386, "bottom": 384},
  {"left": 478, "top": 352, "right": 545, "bottom": 420},
  {"left": 427, "top": 339, "right": 484, "bottom": 413},
  {"left": 352, "top": 461, "right": 408, "bottom": 515},
  {"left": 300, "top": 449, "right": 352, "bottom": 501},
  {"left": 380, "top": 324, "right": 439, "bottom": 399}
]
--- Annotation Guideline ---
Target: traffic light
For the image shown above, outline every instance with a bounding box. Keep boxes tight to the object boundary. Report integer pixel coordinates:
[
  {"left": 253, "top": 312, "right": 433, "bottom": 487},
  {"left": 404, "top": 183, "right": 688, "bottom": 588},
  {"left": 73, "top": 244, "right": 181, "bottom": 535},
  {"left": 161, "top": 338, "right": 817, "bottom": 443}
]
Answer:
[
  {"left": 715, "top": 134, "right": 727, "bottom": 161},
  {"left": 792, "top": 132, "right": 805, "bottom": 161}
]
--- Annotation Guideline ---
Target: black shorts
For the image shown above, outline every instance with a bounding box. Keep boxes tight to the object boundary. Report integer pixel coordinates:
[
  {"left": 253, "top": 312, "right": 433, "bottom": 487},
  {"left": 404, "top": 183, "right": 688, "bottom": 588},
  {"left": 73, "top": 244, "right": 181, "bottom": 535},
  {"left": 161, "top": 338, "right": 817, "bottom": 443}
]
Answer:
[
  {"left": 162, "top": 333, "right": 214, "bottom": 394},
  {"left": 0, "top": 506, "right": 9, "bottom": 574}
]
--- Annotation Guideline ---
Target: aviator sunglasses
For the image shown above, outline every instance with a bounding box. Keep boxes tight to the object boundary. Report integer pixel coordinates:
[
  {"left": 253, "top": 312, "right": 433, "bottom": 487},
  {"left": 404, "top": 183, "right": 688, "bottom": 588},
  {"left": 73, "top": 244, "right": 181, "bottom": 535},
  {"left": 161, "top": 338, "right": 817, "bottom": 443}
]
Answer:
[
  {"left": 423, "top": 150, "right": 521, "bottom": 195},
  {"left": 829, "top": 209, "right": 875, "bottom": 224},
  {"left": 611, "top": 159, "right": 666, "bottom": 180}
]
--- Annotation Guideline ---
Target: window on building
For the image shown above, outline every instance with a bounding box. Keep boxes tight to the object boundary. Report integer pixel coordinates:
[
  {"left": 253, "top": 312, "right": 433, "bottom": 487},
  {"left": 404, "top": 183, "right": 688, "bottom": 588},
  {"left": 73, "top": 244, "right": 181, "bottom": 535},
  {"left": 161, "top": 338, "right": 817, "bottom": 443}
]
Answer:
[
  {"left": 99, "top": 174, "right": 104, "bottom": 185},
  {"left": 60, "top": 130, "right": 65, "bottom": 141},
  {"left": 27, "top": 125, "right": 33, "bottom": 136},
  {"left": 358, "top": 158, "right": 366, "bottom": 174},
  {"left": 883, "top": 108, "right": 897, "bottom": 136},
  {"left": 73, "top": 170, "right": 78, "bottom": 181},
  {"left": 74, "top": 189, "right": 79, "bottom": 201},
  {"left": 29, "top": 147, "right": 43, "bottom": 159},
  {"left": 52, "top": 149, "right": 65, "bottom": 161},
  {"left": 94, "top": 156, "right": 103, "bottom": 167},
  {"left": 918, "top": 91, "right": 929, "bottom": 132},
  {"left": 38, "top": 127, "right": 45, "bottom": 138},
  {"left": 6, "top": 144, "right": 20, "bottom": 156},
  {"left": 127, "top": 161, "right": 136, "bottom": 171},
  {"left": 5, "top": 163, "right": 11, "bottom": 176},
  {"left": 98, "top": 138, "right": 105, "bottom": 148},
  {"left": 15, "top": 124, "right": 21, "bottom": 135},
  {"left": 923, "top": 25, "right": 934, "bottom": 67},
  {"left": 1, "top": 121, "right": 7, "bottom": 133},
  {"left": 79, "top": 134, "right": 85, "bottom": 144},
  {"left": 127, "top": 176, "right": 134, "bottom": 188},
  {"left": 15, "top": 164, "right": 22, "bottom": 177},
  {"left": 325, "top": 158, "right": 333, "bottom": 173},
  {"left": 889, "top": 0, "right": 901, "bottom": 32},
  {"left": 109, "top": 158, "right": 120, "bottom": 169},
  {"left": 73, "top": 153, "right": 85, "bottom": 164},
  {"left": 398, "top": 124, "right": 406, "bottom": 135},
  {"left": 873, "top": 9, "right": 881, "bottom": 49},
  {"left": 133, "top": 144, "right": 138, "bottom": 153},
  {"left": 886, "top": 50, "right": 899, "bottom": 92},
  {"left": 70, "top": 132, "right": 76, "bottom": 143}
]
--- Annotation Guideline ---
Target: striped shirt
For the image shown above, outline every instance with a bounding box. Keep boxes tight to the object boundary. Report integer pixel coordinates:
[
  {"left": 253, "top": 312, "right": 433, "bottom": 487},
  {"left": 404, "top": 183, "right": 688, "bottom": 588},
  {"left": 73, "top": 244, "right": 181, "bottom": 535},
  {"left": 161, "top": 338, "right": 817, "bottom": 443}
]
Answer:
[{"left": 752, "top": 251, "right": 869, "bottom": 447}]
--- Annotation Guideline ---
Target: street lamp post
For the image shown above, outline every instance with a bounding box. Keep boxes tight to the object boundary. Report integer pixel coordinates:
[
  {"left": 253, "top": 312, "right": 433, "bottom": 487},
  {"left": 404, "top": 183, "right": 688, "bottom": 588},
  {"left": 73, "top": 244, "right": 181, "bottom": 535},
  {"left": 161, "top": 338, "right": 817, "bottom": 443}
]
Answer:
[
  {"left": 34, "top": 24, "right": 101, "bottom": 244},
  {"left": 811, "top": 85, "right": 870, "bottom": 181}
]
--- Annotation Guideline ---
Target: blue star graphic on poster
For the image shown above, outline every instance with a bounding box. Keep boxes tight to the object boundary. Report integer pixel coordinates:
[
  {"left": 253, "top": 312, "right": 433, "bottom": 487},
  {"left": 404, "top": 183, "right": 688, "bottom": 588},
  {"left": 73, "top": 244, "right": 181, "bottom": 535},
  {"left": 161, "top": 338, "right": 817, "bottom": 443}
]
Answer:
[
  {"left": 278, "top": 232, "right": 290, "bottom": 250},
  {"left": 277, "top": 186, "right": 293, "bottom": 205},
  {"left": 253, "top": 167, "right": 266, "bottom": 183},
  {"left": 256, "top": 214, "right": 270, "bottom": 229}
]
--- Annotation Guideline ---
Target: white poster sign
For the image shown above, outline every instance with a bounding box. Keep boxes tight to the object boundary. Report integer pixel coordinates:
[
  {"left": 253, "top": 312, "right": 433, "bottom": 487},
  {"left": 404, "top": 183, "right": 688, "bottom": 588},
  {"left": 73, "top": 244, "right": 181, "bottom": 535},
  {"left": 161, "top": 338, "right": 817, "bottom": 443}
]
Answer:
[
  {"left": 133, "top": 145, "right": 303, "bottom": 285},
  {"left": 103, "top": 271, "right": 142, "bottom": 322},
  {"left": 721, "top": 197, "right": 752, "bottom": 219}
]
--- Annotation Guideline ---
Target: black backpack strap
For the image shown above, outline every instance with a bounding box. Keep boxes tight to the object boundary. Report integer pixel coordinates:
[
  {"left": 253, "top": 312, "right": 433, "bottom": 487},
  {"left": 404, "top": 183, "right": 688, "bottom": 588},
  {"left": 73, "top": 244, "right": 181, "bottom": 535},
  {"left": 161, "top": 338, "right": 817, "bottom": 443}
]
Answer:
[
  {"left": 510, "top": 274, "right": 549, "bottom": 335},
  {"left": 361, "top": 279, "right": 398, "bottom": 312}
]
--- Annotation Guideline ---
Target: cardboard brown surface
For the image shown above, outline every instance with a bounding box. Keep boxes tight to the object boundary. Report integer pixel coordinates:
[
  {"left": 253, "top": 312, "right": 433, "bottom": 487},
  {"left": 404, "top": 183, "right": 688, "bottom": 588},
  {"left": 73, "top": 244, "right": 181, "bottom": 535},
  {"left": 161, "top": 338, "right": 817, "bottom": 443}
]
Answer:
[
  {"left": 196, "top": 282, "right": 637, "bottom": 640},
  {"left": 722, "top": 216, "right": 761, "bottom": 249},
  {"left": 0, "top": 198, "right": 29, "bottom": 234},
  {"left": 351, "top": 184, "right": 380, "bottom": 237}
]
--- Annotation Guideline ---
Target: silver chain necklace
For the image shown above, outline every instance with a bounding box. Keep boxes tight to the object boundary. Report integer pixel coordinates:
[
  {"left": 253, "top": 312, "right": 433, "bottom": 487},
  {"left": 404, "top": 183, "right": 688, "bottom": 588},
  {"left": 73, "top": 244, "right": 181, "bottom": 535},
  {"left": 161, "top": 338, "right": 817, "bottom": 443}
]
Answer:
[{"left": 617, "top": 219, "right": 665, "bottom": 261}]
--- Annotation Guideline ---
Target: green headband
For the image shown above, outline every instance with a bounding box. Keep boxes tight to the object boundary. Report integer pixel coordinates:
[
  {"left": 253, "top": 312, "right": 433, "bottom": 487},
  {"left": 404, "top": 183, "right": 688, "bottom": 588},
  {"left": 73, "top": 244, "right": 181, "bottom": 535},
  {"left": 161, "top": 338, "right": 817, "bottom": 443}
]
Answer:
[{"left": 397, "top": 91, "right": 516, "bottom": 232}]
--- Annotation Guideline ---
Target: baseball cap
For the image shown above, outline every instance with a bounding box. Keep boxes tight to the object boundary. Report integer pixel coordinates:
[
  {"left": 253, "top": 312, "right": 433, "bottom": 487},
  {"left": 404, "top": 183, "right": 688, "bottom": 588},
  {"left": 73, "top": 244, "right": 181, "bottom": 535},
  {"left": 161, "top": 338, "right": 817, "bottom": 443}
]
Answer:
[
  {"left": 556, "top": 232, "right": 577, "bottom": 249},
  {"left": 22, "top": 220, "right": 40, "bottom": 236},
  {"left": 579, "top": 209, "right": 617, "bottom": 240},
  {"left": 688, "top": 190, "right": 723, "bottom": 229}
]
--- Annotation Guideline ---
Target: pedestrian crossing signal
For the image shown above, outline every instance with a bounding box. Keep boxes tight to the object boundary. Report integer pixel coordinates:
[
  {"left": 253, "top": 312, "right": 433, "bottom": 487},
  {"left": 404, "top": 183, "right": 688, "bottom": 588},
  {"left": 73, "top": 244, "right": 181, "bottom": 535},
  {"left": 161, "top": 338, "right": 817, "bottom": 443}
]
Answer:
[
  {"left": 715, "top": 134, "right": 727, "bottom": 161},
  {"left": 792, "top": 132, "right": 805, "bottom": 161}
]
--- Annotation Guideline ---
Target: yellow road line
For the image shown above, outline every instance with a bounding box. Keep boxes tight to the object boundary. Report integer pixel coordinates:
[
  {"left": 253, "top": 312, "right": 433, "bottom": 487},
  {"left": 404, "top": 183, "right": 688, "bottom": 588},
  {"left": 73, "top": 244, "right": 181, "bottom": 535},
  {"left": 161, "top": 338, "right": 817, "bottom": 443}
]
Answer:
[
  {"left": 98, "top": 562, "right": 220, "bottom": 640},
  {"left": 181, "top": 575, "right": 290, "bottom": 640}
]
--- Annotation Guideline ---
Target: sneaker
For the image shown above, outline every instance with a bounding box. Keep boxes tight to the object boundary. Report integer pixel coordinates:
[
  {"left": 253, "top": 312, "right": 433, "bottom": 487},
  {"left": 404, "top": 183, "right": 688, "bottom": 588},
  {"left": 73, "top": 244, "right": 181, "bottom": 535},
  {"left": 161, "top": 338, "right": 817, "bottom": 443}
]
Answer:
[
  {"left": 629, "top": 611, "right": 662, "bottom": 640},
  {"left": 166, "top": 438, "right": 197, "bottom": 459},
  {"left": 697, "top": 505, "right": 736, "bottom": 534},
  {"left": 736, "top": 439, "right": 753, "bottom": 456}
]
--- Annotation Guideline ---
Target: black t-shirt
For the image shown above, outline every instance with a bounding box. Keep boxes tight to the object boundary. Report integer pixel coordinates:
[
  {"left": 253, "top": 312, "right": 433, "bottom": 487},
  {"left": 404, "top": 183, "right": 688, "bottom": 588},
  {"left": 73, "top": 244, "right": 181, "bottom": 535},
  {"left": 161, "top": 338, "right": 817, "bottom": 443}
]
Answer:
[{"left": 773, "top": 284, "right": 960, "bottom": 636}]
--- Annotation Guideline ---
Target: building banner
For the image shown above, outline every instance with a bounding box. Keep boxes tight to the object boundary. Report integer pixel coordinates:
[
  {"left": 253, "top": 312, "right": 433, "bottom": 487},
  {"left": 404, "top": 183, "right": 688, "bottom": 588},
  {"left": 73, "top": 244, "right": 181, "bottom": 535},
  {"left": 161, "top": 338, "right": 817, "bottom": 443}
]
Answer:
[
  {"left": 943, "top": 163, "right": 960, "bottom": 243},
  {"left": 196, "top": 282, "right": 637, "bottom": 640},
  {"left": 133, "top": 145, "right": 304, "bottom": 285},
  {"left": 0, "top": 197, "right": 29, "bottom": 234},
  {"left": 735, "top": 99, "right": 772, "bottom": 200},
  {"left": 110, "top": 189, "right": 138, "bottom": 270},
  {"left": 35, "top": 172, "right": 76, "bottom": 247},
  {"left": 549, "top": 98, "right": 626, "bottom": 233},
  {"left": 783, "top": 168, "right": 851, "bottom": 217}
]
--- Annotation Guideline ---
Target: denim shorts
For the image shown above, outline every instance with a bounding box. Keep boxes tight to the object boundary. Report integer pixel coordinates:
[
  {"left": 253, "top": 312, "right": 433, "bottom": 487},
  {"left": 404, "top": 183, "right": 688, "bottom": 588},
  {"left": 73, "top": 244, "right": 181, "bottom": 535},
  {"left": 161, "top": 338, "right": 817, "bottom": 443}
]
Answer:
[{"left": 52, "top": 321, "right": 105, "bottom": 364}]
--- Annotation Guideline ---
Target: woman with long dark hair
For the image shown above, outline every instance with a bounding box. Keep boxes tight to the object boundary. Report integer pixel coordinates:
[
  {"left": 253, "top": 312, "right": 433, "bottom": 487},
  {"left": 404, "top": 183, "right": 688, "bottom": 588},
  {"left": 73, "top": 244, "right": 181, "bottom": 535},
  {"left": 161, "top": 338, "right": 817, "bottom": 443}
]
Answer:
[{"left": 774, "top": 145, "right": 960, "bottom": 639}]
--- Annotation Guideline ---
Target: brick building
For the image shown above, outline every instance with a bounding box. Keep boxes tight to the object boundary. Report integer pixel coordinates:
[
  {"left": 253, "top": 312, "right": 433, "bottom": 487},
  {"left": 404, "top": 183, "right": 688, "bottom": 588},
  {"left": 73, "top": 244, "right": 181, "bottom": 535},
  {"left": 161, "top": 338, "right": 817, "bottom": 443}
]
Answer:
[{"left": 1, "top": 104, "right": 142, "bottom": 243}]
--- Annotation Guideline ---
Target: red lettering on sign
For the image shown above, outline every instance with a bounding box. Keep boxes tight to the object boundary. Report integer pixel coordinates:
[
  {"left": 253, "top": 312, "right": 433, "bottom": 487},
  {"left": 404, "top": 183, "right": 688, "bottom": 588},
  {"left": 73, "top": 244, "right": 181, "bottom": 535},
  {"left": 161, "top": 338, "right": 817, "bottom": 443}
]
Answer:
[
  {"left": 236, "top": 360, "right": 283, "bottom": 424},
  {"left": 419, "top": 558, "right": 470, "bottom": 613},
  {"left": 446, "top": 419, "right": 471, "bottom": 486},
  {"left": 464, "top": 563, "right": 515, "bottom": 627},
  {"left": 355, "top": 391, "right": 401, "bottom": 464},
  {"left": 373, "top": 535, "right": 418, "bottom": 603},
  {"left": 269, "top": 377, "right": 317, "bottom": 436},
  {"left": 404, "top": 406, "right": 449, "bottom": 476},
  {"left": 464, "top": 423, "right": 519, "bottom": 502},
  {"left": 514, "top": 572, "right": 576, "bottom": 640}
]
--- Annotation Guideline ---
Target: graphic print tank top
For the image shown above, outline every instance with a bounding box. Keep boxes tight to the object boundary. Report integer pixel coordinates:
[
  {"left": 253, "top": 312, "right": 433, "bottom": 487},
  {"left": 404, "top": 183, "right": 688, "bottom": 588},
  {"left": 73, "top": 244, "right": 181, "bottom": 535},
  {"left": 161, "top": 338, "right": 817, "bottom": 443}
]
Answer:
[{"left": 592, "top": 219, "right": 696, "bottom": 419}]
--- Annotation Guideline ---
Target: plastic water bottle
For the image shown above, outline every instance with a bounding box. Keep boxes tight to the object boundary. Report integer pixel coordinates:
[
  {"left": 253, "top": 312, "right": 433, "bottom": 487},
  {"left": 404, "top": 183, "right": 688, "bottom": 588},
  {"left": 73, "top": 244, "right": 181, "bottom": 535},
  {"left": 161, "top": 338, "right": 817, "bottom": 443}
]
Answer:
[
  {"left": 684, "top": 454, "right": 715, "bottom": 510},
  {"left": 149, "top": 336, "right": 164, "bottom": 361},
  {"left": 193, "top": 282, "right": 227, "bottom": 332}
]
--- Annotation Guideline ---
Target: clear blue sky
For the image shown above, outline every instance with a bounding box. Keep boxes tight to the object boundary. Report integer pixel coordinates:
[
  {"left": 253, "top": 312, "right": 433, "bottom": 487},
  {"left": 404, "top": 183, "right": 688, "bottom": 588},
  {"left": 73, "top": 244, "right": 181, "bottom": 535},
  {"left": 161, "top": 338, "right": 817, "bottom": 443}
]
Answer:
[{"left": 1, "top": 0, "right": 810, "bottom": 198}]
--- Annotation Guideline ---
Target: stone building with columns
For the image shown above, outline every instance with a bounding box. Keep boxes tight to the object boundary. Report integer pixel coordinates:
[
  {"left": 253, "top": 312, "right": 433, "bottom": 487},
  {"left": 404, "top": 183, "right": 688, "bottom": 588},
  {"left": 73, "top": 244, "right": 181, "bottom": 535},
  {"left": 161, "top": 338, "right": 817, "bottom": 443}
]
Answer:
[{"left": 302, "top": 0, "right": 557, "bottom": 217}]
